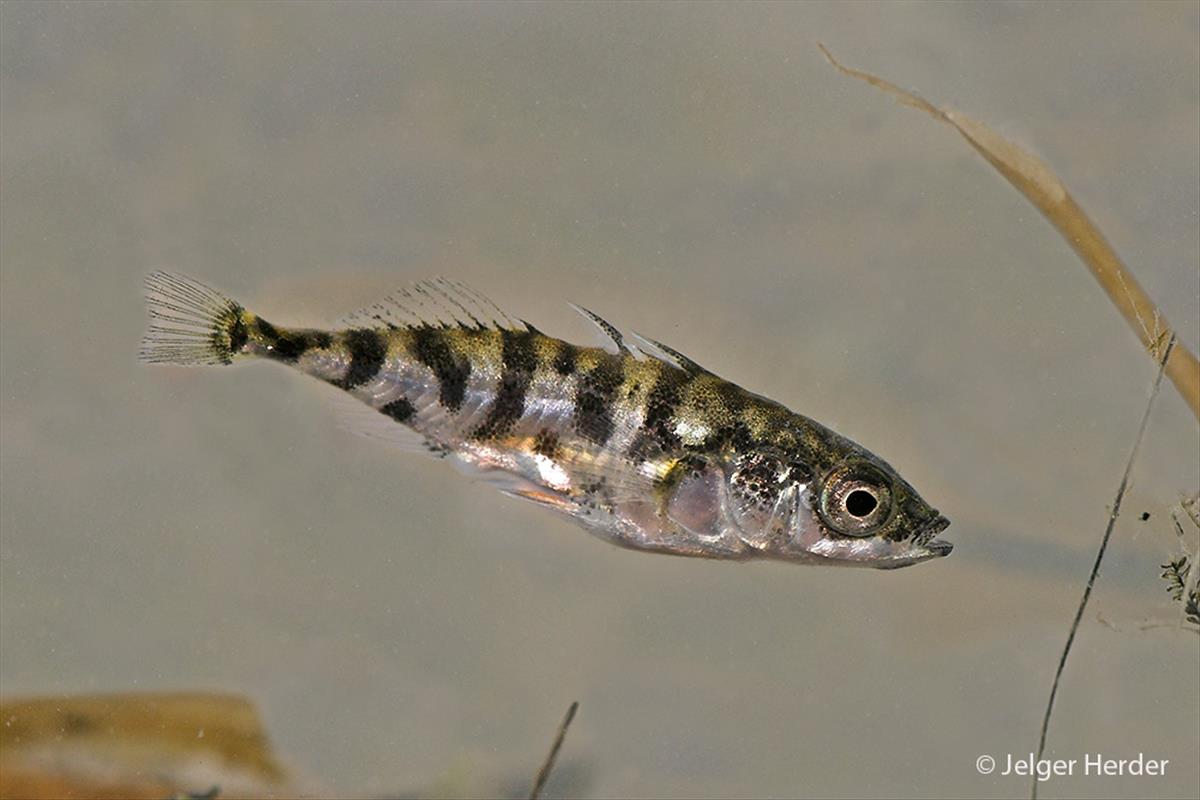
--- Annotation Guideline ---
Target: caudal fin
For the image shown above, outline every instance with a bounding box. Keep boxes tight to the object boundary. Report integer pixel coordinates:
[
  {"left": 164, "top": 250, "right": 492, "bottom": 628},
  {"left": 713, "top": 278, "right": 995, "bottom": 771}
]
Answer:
[{"left": 140, "top": 271, "right": 249, "bottom": 366}]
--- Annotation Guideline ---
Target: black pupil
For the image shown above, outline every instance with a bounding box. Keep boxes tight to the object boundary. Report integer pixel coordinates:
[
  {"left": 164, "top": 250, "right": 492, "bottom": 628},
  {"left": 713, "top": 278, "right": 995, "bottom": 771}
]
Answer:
[{"left": 845, "top": 489, "right": 878, "bottom": 517}]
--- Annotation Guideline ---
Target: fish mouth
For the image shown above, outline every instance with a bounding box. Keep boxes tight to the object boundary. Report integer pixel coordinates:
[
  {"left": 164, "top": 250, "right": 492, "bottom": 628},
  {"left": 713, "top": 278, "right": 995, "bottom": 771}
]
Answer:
[
  {"left": 914, "top": 514, "right": 952, "bottom": 558},
  {"left": 923, "top": 538, "right": 954, "bottom": 557},
  {"left": 869, "top": 515, "right": 952, "bottom": 569}
]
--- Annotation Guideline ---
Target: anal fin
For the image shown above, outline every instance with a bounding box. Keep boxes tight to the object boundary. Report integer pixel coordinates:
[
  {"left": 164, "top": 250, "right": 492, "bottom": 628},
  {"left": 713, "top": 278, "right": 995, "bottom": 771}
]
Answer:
[
  {"left": 500, "top": 487, "right": 580, "bottom": 514},
  {"left": 327, "top": 387, "right": 443, "bottom": 457}
]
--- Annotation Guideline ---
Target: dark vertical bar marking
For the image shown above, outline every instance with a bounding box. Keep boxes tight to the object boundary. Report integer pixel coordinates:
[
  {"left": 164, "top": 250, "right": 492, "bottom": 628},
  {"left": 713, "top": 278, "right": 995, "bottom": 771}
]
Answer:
[
  {"left": 473, "top": 329, "right": 537, "bottom": 440},
  {"left": 411, "top": 326, "right": 471, "bottom": 412},
  {"left": 225, "top": 308, "right": 249, "bottom": 356},
  {"left": 573, "top": 354, "right": 624, "bottom": 446},
  {"left": 627, "top": 366, "right": 692, "bottom": 460},
  {"left": 337, "top": 329, "right": 388, "bottom": 389},
  {"left": 255, "top": 317, "right": 320, "bottom": 363},
  {"left": 552, "top": 342, "right": 578, "bottom": 376}
]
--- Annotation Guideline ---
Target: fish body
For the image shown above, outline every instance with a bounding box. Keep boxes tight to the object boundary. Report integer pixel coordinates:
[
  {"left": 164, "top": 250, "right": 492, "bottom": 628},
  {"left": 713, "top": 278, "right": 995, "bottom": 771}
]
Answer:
[{"left": 142, "top": 273, "right": 951, "bottom": 569}]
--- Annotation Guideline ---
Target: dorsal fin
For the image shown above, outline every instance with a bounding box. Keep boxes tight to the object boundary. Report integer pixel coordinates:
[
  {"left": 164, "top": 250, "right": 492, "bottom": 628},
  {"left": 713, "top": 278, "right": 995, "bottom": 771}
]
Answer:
[
  {"left": 631, "top": 332, "right": 708, "bottom": 376},
  {"left": 339, "top": 277, "right": 520, "bottom": 331},
  {"left": 569, "top": 303, "right": 646, "bottom": 357}
]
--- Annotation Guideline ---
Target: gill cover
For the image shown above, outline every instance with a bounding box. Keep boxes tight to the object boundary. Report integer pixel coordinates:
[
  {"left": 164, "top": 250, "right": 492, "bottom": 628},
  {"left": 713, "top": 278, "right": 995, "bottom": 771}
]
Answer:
[{"left": 726, "top": 450, "right": 803, "bottom": 550}]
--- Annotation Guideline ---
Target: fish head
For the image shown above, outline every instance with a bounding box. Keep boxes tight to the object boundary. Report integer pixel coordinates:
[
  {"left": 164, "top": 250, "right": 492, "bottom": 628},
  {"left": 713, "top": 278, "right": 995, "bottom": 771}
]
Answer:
[{"left": 726, "top": 449, "right": 951, "bottom": 569}]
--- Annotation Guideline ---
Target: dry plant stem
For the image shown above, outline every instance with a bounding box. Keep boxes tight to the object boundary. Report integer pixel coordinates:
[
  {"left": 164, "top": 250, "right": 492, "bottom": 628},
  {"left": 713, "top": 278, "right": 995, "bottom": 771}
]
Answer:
[
  {"left": 529, "top": 701, "right": 579, "bottom": 800},
  {"left": 818, "top": 44, "right": 1200, "bottom": 421},
  {"left": 1029, "top": 335, "right": 1175, "bottom": 800}
]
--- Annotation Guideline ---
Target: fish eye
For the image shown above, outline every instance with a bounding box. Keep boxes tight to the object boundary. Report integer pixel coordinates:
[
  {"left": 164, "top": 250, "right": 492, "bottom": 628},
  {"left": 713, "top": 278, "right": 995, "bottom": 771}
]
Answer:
[
  {"left": 818, "top": 461, "right": 893, "bottom": 536},
  {"left": 844, "top": 488, "right": 878, "bottom": 517}
]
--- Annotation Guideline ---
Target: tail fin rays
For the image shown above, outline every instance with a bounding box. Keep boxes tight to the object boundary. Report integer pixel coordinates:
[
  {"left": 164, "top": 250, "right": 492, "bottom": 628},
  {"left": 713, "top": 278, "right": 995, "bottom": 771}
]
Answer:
[{"left": 140, "top": 271, "right": 247, "bottom": 366}]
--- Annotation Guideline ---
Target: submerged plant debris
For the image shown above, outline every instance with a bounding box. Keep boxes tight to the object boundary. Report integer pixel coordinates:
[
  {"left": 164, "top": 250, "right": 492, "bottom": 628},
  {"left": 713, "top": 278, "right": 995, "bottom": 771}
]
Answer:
[
  {"left": 1160, "top": 556, "right": 1200, "bottom": 627},
  {"left": 1161, "top": 494, "right": 1200, "bottom": 630},
  {"left": 0, "top": 693, "right": 287, "bottom": 800},
  {"left": 529, "top": 701, "right": 579, "bottom": 800}
]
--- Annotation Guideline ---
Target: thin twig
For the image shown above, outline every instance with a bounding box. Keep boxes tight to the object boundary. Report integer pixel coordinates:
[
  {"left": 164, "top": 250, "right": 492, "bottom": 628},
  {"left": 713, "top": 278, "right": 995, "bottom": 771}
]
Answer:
[
  {"left": 1030, "top": 334, "right": 1176, "bottom": 800},
  {"left": 529, "top": 701, "right": 579, "bottom": 800}
]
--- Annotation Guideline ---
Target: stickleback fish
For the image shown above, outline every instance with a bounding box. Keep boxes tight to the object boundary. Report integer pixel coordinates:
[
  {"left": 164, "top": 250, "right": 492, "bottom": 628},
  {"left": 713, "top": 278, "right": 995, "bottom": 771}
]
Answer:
[{"left": 141, "top": 273, "right": 951, "bottom": 569}]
